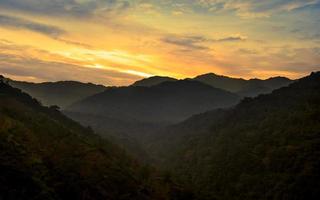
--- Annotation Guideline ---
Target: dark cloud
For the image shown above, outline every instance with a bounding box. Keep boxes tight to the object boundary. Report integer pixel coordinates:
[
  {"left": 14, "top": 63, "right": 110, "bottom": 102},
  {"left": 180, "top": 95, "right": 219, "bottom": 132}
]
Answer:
[
  {"left": 193, "top": 0, "right": 320, "bottom": 18},
  {"left": 214, "top": 36, "right": 245, "bottom": 42},
  {"left": 302, "top": 33, "right": 320, "bottom": 41},
  {"left": 0, "top": 14, "right": 95, "bottom": 48},
  {"left": 162, "top": 35, "right": 210, "bottom": 51},
  {"left": 162, "top": 34, "right": 245, "bottom": 51},
  {"left": 0, "top": 14, "right": 65, "bottom": 37},
  {"left": 0, "top": 0, "right": 131, "bottom": 17},
  {"left": 237, "top": 48, "right": 258, "bottom": 54}
]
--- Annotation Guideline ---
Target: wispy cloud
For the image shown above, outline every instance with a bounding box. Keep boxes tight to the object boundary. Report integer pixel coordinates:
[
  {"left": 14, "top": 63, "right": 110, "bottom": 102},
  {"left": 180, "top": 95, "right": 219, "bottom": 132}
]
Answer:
[
  {"left": 0, "top": 14, "right": 65, "bottom": 38},
  {"left": 162, "top": 35, "right": 210, "bottom": 51},
  {"left": 195, "top": 0, "right": 320, "bottom": 18},
  {"left": 0, "top": 40, "right": 153, "bottom": 85},
  {"left": 0, "top": 0, "right": 131, "bottom": 17},
  {"left": 162, "top": 34, "right": 245, "bottom": 51}
]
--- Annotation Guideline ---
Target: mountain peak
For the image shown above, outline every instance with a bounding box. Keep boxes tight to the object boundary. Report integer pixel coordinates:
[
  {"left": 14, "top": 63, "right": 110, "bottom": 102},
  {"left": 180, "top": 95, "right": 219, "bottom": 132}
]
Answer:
[{"left": 132, "top": 76, "right": 178, "bottom": 87}]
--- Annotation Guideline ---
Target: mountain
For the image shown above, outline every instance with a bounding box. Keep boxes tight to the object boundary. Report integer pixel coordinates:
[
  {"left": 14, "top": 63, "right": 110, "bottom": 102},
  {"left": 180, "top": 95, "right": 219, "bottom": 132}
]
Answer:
[
  {"left": 67, "top": 80, "right": 240, "bottom": 124},
  {"left": 132, "top": 76, "right": 178, "bottom": 87},
  {"left": 147, "top": 72, "right": 320, "bottom": 200},
  {"left": 194, "top": 73, "right": 293, "bottom": 97},
  {"left": 7, "top": 78, "right": 106, "bottom": 108},
  {"left": 194, "top": 73, "right": 247, "bottom": 92},
  {"left": 0, "top": 81, "right": 192, "bottom": 200}
]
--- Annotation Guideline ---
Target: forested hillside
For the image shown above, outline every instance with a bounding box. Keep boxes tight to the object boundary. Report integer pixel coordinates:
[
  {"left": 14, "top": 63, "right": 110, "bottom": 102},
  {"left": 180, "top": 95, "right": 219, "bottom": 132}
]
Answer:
[
  {"left": 0, "top": 82, "right": 192, "bottom": 200},
  {"left": 148, "top": 72, "right": 320, "bottom": 200},
  {"left": 8, "top": 79, "right": 106, "bottom": 108},
  {"left": 67, "top": 80, "right": 240, "bottom": 124},
  {"left": 194, "top": 73, "right": 293, "bottom": 97}
]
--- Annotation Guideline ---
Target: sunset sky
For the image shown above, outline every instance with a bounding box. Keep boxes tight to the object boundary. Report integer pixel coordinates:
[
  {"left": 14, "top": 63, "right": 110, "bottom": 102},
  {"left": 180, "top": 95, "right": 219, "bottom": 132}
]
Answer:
[{"left": 0, "top": 0, "right": 319, "bottom": 86}]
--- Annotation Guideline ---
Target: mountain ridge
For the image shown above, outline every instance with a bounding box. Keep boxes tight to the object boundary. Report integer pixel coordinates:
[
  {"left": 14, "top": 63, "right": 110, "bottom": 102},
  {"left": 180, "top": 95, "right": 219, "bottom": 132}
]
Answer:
[
  {"left": 0, "top": 80, "right": 193, "bottom": 200},
  {"left": 146, "top": 71, "right": 320, "bottom": 199},
  {"left": 66, "top": 79, "right": 240, "bottom": 124},
  {"left": 4, "top": 77, "right": 107, "bottom": 108}
]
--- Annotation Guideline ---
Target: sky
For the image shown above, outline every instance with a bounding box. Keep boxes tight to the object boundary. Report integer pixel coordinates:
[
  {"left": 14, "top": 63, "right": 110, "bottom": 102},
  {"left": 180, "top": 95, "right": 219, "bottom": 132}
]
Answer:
[{"left": 0, "top": 0, "right": 319, "bottom": 86}]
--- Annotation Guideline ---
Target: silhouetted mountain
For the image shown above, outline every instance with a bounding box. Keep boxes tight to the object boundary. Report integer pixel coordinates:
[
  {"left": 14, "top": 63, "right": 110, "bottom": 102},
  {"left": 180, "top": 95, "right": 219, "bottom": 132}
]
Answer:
[
  {"left": 7, "top": 78, "right": 106, "bottom": 108},
  {"left": 0, "top": 82, "right": 193, "bottom": 200},
  {"left": 132, "top": 76, "right": 178, "bottom": 87},
  {"left": 194, "top": 73, "right": 293, "bottom": 97},
  {"left": 67, "top": 80, "right": 240, "bottom": 124},
  {"left": 194, "top": 73, "right": 247, "bottom": 92},
  {"left": 148, "top": 72, "right": 320, "bottom": 200}
]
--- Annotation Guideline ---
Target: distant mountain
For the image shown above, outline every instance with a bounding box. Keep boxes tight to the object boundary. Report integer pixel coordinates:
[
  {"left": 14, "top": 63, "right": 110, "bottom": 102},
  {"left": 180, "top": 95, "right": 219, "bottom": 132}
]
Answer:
[
  {"left": 7, "top": 78, "right": 106, "bottom": 108},
  {"left": 194, "top": 73, "right": 293, "bottom": 97},
  {"left": 148, "top": 72, "right": 320, "bottom": 199},
  {"left": 194, "top": 73, "right": 247, "bottom": 92},
  {"left": 132, "top": 76, "right": 178, "bottom": 87},
  {"left": 67, "top": 80, "right": 240, "bottom": 124},
  {"left": 0, "top": 81, "right": 192, "bottom": 200}
]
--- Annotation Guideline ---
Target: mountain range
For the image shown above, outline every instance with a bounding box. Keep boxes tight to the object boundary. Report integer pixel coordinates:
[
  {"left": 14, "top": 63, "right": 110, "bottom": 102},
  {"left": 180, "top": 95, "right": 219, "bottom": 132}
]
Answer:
[
  {"left": 0, "top": 80, "right": 192, "bottom": 200},
  {"left": 135, "top": 73, "right": 293, "bottom": 97},
  {"left": 146, "top": 72, "right": 320, "bottom": 199},
  {"left": 7, "top": 79, "right": 106, "bottom": 109},
  {"left": 2, "top": 73, "right": 294, "bottom": 163},
  {"left": 1, "top": 72, "right": 319, "bottom": 200},
  {"left": 66, "top": 80, "right": 240, "bottom": 124}
]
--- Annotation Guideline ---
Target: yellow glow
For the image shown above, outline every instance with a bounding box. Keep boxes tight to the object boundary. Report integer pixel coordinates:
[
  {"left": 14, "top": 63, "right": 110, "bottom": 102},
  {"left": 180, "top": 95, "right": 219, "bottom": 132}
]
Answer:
[{"left": 0, "top": 2, "right": 318, "bottom": 85}]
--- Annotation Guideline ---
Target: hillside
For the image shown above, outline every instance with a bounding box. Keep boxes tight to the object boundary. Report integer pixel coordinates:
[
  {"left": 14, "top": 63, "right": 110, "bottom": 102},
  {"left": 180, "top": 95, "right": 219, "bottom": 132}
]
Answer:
[
  {"left": 148, "top": 72, "right": 320, "bottom": 200},
  {"left": 132, "top": 76, "right": 178, "bottom": 87},
  {"left": 66, "top": 80, "right": 240, "bottom": 124},
  {"left": 194, "top": 73, "right": 293, "bottom": 97},
  {"left": 7, "top": 78, "right": 106, "bottom": 108},
  {"left": 0, "top": 81, "right": 192, "bottom": 200}
]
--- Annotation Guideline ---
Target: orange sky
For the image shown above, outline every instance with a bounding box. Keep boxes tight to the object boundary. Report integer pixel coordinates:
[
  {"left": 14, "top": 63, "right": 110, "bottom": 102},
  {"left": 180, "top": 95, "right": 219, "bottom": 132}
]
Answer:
[{"left": 0, "top": 0, "right": 319, "bottom": 85}]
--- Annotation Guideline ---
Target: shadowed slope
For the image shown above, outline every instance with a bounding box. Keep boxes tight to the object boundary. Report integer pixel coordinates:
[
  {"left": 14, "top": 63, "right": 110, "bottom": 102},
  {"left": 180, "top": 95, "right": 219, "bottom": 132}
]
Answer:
[
  {"left": 148, "top": 72, "right": 320, "bottom": 200},
  {"left": 0, "top": 82, "right": 191, "bottom": 200},
  {"left": 67, "top": 80, "right": 240, "bottom": 124},
  {"left": 7, "top": 78, "right": 106, "bottom": 108}
]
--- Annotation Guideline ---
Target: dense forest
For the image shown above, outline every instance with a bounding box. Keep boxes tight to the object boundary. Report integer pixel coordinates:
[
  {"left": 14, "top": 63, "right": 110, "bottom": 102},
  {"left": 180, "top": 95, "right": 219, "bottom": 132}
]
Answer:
[
  {"left": 0, "top": 82, "right": 192, "bottom": 200},
  {"left": 147, "top": 72, "right": 320, "bottom": 199},
  {"left": 1, "top": 72, "right": 319, "bottom": 200}
]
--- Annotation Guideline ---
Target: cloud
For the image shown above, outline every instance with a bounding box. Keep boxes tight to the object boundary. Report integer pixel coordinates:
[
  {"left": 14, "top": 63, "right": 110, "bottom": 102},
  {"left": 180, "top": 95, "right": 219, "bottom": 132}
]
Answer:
[
  {"left": 302, "top": 33, "right": 320, "bottom": 41},
  {"left": 195, "top": 0, "right": 320, "bottom": 18},
  {"left": 0, "top": 14, "right": 65, "bottom": 38},
  {"left": 0, "top": 52, "right": 142, "bottom": 86},
  {"left": 214, "top": 36, "right": 246, "bottom": 42},
  {"left": 161, "top": 34, "right": 245, "bottom": 51},
  {"left": 0, "top": 14, "right": 94, "bottom": 48},
  {"left": 0, "top": 40, "right": 148, "bottom": 85},
  {"left": 162, "top": 35, "right": 210, "bottom": 51},
  {"left": 0, "top": 0, "right": 131, "bottom": 17}
]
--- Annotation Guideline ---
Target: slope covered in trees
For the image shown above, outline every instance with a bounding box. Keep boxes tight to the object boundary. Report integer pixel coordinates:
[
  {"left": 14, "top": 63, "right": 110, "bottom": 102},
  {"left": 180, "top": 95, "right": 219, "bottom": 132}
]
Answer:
[
  {"left": 194, "top": 73, "right": 293, "bottom": 97},
  {"left": 0, "top": 82, "right": 192, "bottom": 200},
  {"left": 148, "top": 72, "right": 320, "bottom": 200},
  {"left": 7, "top": 78, "right": 106, "bottom": 108},
  {"left": 67, "top": 80, "right": 240, "bottom": 124},
  {"left": 131, "top": 73, "right": 293, "bottom": 97}
]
